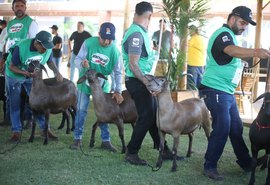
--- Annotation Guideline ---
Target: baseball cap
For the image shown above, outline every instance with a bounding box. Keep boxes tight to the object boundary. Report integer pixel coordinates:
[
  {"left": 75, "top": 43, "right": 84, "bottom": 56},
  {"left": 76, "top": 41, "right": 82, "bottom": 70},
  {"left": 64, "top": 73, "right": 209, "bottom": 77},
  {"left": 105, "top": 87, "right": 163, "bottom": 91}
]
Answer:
[
  {"left": 35, "top": 31, "right": 54, "bottom": 49},
  {"left": 231, "top": 6, "right": 256, "bottom": 26},
  {"left": 49, "top": 25, "right": 58, "bottom": 30},
  {"left": 99, "top": 22, "right": 115, "bottom": 40}
]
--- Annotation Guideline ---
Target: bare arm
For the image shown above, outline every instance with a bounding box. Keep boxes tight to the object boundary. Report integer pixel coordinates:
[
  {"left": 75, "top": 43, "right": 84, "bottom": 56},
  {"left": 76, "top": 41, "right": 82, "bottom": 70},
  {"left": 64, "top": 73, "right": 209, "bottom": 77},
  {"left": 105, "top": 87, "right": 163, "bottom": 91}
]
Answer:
[
  {"left": 47, "top": 60, "right": 63, "bottom": 81},
  {"left": 129, "top": 54, "right": 149, "bottom": 86},
  {"left": 9, "top": 61, "right": 31, "bottom": 77},
  {"left": 224, "top": 45, "right": 270, "bottom": 60},
  {"left": 54, "top": 43, "right": 62, "bottom": 50}
]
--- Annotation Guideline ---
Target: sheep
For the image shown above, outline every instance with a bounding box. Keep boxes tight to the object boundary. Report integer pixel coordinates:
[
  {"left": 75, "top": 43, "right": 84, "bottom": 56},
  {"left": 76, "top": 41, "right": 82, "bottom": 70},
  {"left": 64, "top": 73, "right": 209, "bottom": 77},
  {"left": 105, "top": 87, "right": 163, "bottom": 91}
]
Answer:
[
  {"left": 147, "top": 76, "right": 211, "bottom": 172},
  {"left": 28, "top": 62, "right": 77, "bottom": 144},
  {"left": 77, "top": 69, "right": 136, "bottom": 153},
  {"left": 248, "top": 92, "right": 270, "bottom": 185}
]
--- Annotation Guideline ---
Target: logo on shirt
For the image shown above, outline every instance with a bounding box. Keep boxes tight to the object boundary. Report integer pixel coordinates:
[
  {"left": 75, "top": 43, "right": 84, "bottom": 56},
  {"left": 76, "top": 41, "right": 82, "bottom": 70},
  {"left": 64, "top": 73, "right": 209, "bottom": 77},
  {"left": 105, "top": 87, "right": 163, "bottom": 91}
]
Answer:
[
  {"left": 9, "top": 23, "right": 24, "bottom": 33},
  {"left": 26, "top": 56, "right": 43, "bottom": 65},
  {"left": 222, "top": 35, "right": 230, "bottom": 43},
  {"left": 91, "top": 53, "right": 109, "bottom": 67},
  {"left": 132, "top": 38, "right": 140, "bottom": 47}
]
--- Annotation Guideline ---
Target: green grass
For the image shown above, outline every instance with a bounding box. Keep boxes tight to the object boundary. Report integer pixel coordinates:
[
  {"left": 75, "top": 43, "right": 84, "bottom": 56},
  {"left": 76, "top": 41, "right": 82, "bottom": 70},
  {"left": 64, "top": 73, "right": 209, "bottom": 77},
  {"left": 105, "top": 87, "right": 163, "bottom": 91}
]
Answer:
[{"left": 0, "top": 105, "right": 268, "bottom": 185}]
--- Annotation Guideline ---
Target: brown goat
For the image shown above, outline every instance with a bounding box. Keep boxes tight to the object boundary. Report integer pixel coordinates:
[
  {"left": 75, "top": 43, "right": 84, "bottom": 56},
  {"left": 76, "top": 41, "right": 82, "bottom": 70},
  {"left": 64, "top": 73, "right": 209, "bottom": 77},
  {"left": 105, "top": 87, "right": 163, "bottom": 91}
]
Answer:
[
  {"left": 28, "top": 64, "right": 77, "bottom": 144},
  {"left": 148, "top": 76, "right": 211, "bottom": 172},
  {"left": 77, "top": 69, "right": 136, "bottom": 153}
]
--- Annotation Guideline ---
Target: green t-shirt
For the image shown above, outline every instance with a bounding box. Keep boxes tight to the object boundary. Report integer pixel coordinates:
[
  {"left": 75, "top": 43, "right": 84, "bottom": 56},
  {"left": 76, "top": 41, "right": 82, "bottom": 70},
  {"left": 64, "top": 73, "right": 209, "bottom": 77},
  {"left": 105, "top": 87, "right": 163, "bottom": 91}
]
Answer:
[
  {"left": 201, "top": 26, "right": 242, "bottom": 94},
  {"left": 6, "top": 15, "right": 33, "bottom": 50},
  {"left": 5, "top": 39, "right": 52, "bottom": 79},
  {"left": 122, "top": 23, "right": 155, "bottom": 77},
  {"left": 77, "top": 37, "right": 120, "bottom": 94}
]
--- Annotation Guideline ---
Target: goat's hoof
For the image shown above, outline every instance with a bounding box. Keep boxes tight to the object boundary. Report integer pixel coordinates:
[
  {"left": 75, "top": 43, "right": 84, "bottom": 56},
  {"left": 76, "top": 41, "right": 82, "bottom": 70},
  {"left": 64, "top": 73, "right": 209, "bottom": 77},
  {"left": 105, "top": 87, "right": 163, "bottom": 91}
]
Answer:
[
  {"left": 71, "top": 127, "right": 75, "bottom": 131},
  {"left": 43, "top": 140, "right": 48, "bottom": 145},
  {"left": 89, "top": 142, "right": 95, "bottom": 148},
  {"left": 171, "top": 166, "right": 177, "bottom": 172},
  {"left": 57, "top": 126, "right": 63, "bottom": 130},
  {"left": 28, "top": 138, "right": 34, "bottom": 142},
  {"left": 66, "top": 130, "right": 70, "bottom": 134},
  {"left": 156, "top": 161, "right": 162, "bottom": 168}
]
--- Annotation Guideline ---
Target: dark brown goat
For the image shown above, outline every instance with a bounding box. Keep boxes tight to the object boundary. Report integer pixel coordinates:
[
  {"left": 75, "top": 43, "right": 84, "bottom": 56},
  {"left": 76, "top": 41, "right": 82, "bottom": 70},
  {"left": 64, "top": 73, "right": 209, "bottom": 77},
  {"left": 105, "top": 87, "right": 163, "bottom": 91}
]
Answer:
[
  {"left": 249, "top": 92, "right": 270, "bottom": 185},
  {"left": 147, "top": 76, "right": 211, "bottom": 172},
  {"left": 77, "top": 69, "right": 136, "bottom": 153},
  {"left": 28, "top": 64, "right": 77, "bottom": 144}
]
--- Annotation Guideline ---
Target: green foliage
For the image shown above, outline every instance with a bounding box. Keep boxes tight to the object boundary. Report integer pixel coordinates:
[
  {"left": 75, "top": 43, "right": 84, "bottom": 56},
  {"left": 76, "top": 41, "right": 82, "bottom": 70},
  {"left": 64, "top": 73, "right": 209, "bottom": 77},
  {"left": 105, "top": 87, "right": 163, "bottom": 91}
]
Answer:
[{"left": 162, "top": 0, "right": 209, "bottom": 90}]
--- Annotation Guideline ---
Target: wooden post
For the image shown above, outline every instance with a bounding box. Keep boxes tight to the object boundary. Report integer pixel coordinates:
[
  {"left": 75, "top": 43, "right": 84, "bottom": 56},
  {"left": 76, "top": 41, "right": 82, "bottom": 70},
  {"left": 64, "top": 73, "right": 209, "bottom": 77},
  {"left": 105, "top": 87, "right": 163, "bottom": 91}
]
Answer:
[
  {"left": 123, "top": 0, "right": 130, "bottom": 31},
  {"left": 253, "top": 0, "right": 262, "bottom": 100}
]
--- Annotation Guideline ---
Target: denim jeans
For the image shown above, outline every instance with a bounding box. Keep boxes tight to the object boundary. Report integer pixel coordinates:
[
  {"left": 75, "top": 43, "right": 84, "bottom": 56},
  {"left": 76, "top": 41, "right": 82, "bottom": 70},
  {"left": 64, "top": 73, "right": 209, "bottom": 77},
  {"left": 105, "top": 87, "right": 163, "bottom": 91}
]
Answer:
[
  {"left": 187, "top": 65, "right": 204, "bottom": 89},
  {"left": 69, "top": 52, "right": 79, "bottom": 82},
  {"left": 125, "top": 77, "right": 160, "bottom": 154},
  {"left": 199, "top": 87, "right": 251, "bottom": 170},
  {"left": 73, "top": 90, "right": 110, "bottom": 141},
  {"left": 6, "top": 76, "right": 45, "bottom": 132},
  {"left": 52, "top": 57, "right": 62, "bottom": 70}
]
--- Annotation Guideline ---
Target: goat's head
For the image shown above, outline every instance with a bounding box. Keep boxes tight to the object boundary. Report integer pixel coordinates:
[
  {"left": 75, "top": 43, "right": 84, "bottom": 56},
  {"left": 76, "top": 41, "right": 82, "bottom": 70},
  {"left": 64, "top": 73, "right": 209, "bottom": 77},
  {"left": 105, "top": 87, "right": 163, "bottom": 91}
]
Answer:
[
  {"left": 254, "top": 92, "right": 270, "bottom": 115},
  {"left": 144, "top": 75, "right": 168, "bottom": 93},
  {"left": 77, "top": 69, "right": 108, "bottom": 84},
  {"left": 27, "top": 60, "right": 48, "bottom": 78}
]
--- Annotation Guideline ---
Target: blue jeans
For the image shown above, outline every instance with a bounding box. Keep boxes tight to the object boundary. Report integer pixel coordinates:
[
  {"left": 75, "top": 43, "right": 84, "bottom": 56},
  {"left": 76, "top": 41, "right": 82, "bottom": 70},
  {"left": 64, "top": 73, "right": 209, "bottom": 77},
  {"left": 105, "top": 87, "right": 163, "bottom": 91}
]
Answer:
[
  {"left": 69, "top": 52, "right": 79, "bottom": 82},
  {"left": 199, "top": 87, "right": 251, "bottom": 170},
  {"left": 52, "top": 57, "right": 61, "bottom": 70},
  {"left": 73, "top": 90, "right": 110, "bottom": 141},
  {"left": 6, "top": 76, "right": 45, "bottom": 132},
  {"left": 187, "top": 65, "right": 204, "bottom": 89}
]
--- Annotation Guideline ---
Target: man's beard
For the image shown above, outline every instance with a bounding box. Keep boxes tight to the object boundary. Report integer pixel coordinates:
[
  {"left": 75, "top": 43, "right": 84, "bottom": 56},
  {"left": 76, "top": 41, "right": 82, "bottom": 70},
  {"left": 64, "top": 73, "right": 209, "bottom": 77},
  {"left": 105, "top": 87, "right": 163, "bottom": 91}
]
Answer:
[
  {"left": 231, "top": 24, "right": 245, "bottom": 35},
  {"left": 15, "top": 10, "right": 25, "bottom": 18}
]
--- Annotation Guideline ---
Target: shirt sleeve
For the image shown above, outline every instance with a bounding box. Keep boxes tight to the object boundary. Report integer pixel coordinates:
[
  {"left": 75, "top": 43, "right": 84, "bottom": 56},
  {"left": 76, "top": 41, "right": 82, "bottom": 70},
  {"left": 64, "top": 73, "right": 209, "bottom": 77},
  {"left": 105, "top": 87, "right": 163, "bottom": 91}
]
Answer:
[
  {"left": 112, "top": 56, "right": 123, "bottom": 93},
  {"left": 127, "top": 32, "right": 144, "bottom": 56},
  {"left": 11, "top": 46, "right": 21, "bottom": 66},
  {"left": 214, "top": 31, "right": 235, "bottom": 53},
  {"left": 74, "top": 41, "right": 87, "bottom": 69},
  {"left": 27, "top": 20, "right": 39, "bottom": 39}
]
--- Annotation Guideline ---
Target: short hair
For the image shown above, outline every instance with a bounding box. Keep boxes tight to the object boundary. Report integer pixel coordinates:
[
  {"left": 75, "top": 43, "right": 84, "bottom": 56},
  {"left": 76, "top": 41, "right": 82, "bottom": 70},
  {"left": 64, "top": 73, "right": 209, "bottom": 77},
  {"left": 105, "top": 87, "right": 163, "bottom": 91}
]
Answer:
[
  {"left": 135, "top": 1, "right": 153, "bottom": 16},
  {"left": 12, "top": 0, "right": 26, "bottom": 6},
  {"left": 78, "top": 21, "right": 84, "bottom": 26}
]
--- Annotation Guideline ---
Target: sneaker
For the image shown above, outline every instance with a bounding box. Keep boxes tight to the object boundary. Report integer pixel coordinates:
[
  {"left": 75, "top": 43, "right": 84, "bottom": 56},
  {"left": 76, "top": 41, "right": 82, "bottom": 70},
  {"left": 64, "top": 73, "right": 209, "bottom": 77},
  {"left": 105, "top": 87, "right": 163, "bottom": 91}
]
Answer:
[
  {"left": 9, "top": 132, "right": 21, "bottom": 143},
  {"left": 100, "top": 141, "right": 117, "bottom": 152},
  {"left": 125, "top": 152, "right": 147, "bottom": 166},
  {"left": 203, "top": 168, "right": 223, "bottom": 181},
  {"left": 41, "top": 130, "right": 58, "bottom": 140},
  {"left": 162, "top": 148, "right": 185, "bottom": 161},
  {"left": 70, "top": 139, "right": 82, "bottom": 150}
]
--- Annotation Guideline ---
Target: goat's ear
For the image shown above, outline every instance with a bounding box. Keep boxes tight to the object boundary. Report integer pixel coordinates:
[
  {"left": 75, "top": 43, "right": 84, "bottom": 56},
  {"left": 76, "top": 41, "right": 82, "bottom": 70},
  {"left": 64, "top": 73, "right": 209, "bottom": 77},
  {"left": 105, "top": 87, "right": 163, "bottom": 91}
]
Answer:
[
  {"left": 96, "top": 73, "right": 108, "bottom": 80},
  {"left": 254, "top": 93, "right": 266, "bottom": 103},
  {"left": 77, "top": 76, "right": 87, "bottom": 84}
]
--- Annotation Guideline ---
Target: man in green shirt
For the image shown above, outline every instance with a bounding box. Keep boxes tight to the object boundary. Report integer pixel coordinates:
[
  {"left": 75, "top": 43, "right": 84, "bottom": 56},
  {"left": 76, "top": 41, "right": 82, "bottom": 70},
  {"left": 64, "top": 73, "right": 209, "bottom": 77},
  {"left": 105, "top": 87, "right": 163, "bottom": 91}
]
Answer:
[{"left": 6, "top": 31, "right": 63, "bottom": 142}]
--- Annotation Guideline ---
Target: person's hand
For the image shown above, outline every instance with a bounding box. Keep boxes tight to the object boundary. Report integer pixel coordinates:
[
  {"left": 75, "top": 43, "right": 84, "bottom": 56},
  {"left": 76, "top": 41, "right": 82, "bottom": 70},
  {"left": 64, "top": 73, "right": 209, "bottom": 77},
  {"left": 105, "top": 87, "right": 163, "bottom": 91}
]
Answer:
[
  {"left": 82, "top": 59, "right": 89, "bottom": 68},
  {"left": 56, "top": 73, "right": 63, "bottom": 82},
  {"left": 254, "top": 48, "right": 270, "bottom": 59},
  {"left": 112, "top": 92, "right": 124, "bottom": 104}
]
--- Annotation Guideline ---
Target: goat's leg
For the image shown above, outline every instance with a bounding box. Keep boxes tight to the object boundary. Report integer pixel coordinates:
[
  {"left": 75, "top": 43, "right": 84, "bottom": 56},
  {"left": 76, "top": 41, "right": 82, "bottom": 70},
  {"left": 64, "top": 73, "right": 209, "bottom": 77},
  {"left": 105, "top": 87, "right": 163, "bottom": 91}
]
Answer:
[
  {"left": 171, "top": 135, "right": 179, "bottom": 172},
  {"left": 248, "top": 145, "right": 258, "bottom": 185},
  {"left": 261, "top": 150, "right": 268, "bottom": 170},
  {"left": 28, "top": 114, "right": 37, "bottom": 142},
  {"left": 186, "top": 133, "right": 194, "bottom": 157},
  {"left": 265, "top": 155, "right": 270, "bottom": 185},
  {"left": 64, "top": 110, "right": 71, "bottom": 134},
  {"left": 70, "top": 107, "right": 76, "bottom": 131},
  {"left": 58, "top": 112, "right": 66, "bottom": 130},
  {"left": 43, "top": 113, "right": 50, "bottom": 145},
  {"left": 89, "top": 121, "right": 99, "bottom": 148},
  {"left": 116, "top": 122, "right": 125, "bottom": 153},
  {"left": 156, "top": 131, "right": 166, "bottom": 169}
]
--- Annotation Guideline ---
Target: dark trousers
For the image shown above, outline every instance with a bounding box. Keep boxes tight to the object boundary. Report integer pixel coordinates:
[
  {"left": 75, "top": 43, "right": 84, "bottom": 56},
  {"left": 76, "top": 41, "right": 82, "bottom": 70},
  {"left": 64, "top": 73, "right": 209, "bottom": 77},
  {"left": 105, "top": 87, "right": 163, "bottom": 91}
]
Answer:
[
  {"left": 125, "top": 77, "right": 160, "bottom": 154},
  {"left": 199, "top": 86, "right": 251, "bottom": 170}
]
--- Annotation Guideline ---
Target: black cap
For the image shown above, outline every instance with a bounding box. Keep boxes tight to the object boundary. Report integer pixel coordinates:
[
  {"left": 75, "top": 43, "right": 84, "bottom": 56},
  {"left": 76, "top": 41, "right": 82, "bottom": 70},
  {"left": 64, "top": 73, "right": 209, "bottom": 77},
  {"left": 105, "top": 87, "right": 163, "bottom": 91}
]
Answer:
[
  {"left": 231, "top": 6, "right": 256, "bottom": 26},
  {"left": 35, "top": 31, "right": 54, "bottom": 49},
  {"left": 49, "top": 25, "right": 58, "bottom": 30}
]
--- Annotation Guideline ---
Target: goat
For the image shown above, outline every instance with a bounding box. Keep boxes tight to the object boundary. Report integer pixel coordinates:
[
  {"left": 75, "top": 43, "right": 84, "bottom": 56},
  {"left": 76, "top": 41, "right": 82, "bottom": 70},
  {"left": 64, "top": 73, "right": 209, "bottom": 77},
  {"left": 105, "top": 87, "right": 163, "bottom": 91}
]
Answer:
[
  {"left": 77, "top": 69, "right": 136, "bottom": 153},
  {"left": 42, "top": 77, "right": 76, "bottom": 133},
  {"left": 249, "top": 92, "right": 270, "bottom": 185},
  {"left": 28, "top": 63, "right": 77, "bottom": 144},
  {"left": 148, "top": 76, "right": 211, "bottom": 172}
]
